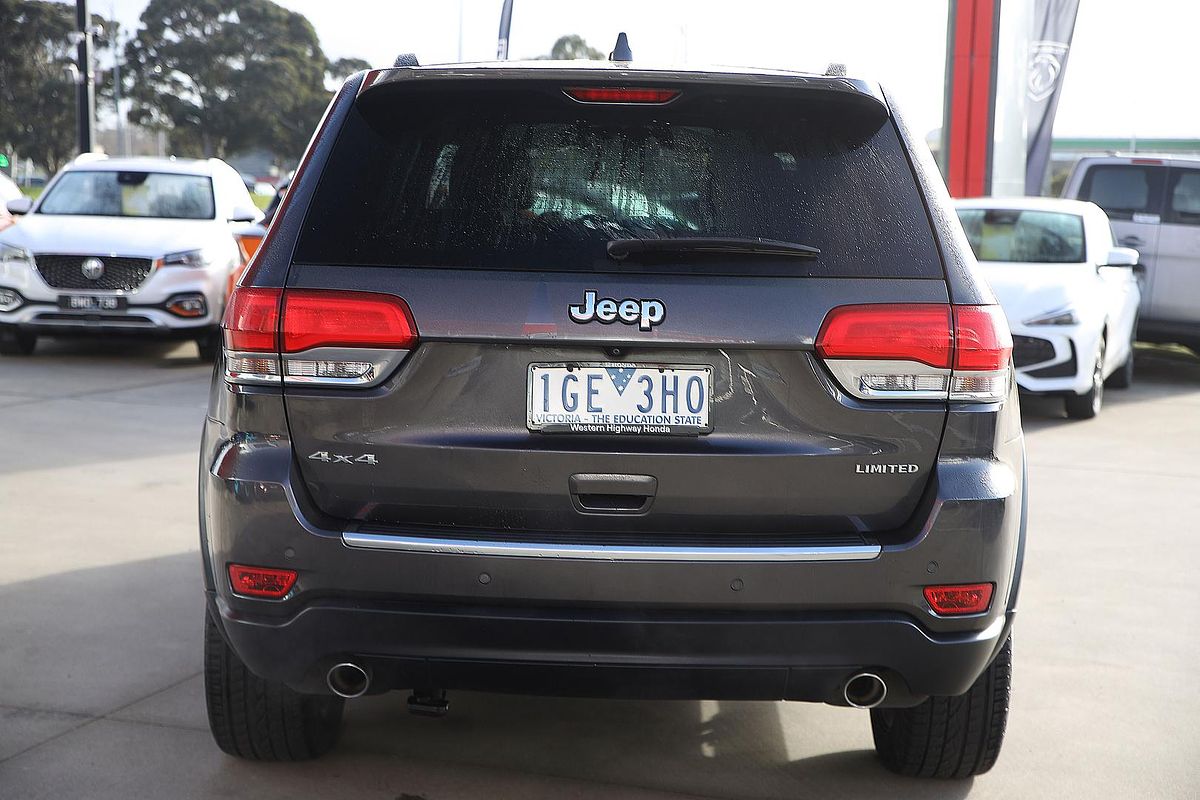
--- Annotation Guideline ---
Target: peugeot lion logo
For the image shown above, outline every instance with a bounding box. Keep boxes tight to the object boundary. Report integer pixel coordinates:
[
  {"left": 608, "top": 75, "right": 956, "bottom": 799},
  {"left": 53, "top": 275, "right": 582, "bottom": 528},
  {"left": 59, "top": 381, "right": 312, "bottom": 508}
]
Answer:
[{"left": 81, "top": 257, "right": 105, "bottom": 280}]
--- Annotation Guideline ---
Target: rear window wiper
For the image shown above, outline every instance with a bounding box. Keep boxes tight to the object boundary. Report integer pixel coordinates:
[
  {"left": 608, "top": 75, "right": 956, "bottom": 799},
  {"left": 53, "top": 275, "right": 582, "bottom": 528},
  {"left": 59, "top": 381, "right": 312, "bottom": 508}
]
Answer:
[{"left": 606, "top": 237, "right": 820, "bottom": 262}]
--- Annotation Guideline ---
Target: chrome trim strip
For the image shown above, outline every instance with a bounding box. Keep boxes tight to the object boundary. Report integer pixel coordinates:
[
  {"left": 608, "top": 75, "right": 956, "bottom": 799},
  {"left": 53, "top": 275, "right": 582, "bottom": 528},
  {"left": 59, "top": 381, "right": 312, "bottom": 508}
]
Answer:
[{"left": 342, "top": 531, "right": 881, "bottom": 562}]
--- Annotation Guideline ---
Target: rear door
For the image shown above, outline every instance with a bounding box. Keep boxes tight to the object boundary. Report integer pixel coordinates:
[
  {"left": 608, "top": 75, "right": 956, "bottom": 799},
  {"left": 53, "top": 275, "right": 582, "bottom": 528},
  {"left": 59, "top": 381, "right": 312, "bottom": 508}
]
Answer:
[
  {"left": 1070, "top": 160, "right": 1167, "bottom": 317},
  {"left": 280, "top": 75, "right": 952, "bottom": 540},
  {"left": 1153, "top": 165, "right": 1200, "bottom": 323}
]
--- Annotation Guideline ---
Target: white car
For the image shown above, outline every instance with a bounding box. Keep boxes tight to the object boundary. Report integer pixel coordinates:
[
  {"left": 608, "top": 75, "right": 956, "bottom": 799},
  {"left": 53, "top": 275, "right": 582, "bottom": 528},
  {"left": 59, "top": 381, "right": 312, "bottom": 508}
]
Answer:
[
  {"left": 955, "top": 197, "right": 1142, "bottom": 419},
  {"left": 0, "top": 156, "right": 262, "bottom": 358}
]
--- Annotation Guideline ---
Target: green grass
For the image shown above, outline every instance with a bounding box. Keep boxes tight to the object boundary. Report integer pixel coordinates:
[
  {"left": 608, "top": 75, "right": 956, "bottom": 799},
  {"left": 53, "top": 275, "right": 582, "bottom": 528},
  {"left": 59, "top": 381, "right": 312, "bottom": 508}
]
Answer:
[{"left": 22, "top": 187, "right": 42, "bottom": 200}]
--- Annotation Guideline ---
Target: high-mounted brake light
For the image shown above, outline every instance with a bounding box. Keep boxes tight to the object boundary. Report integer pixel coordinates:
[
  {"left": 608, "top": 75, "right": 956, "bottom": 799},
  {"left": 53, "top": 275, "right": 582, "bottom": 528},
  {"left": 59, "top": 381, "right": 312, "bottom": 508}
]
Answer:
[
  {"left": 924, "top": 583, "right": 994, "bottom": 616},
  {"left": 228, "top": 564, "right": 297, "bottom": 599},
  {"left": 222, "top": 287, "right": 419, "bottom": 387},
  {"left": 816, "top": 304, "right": 1012, "bottom": 403},
  {"left": 564, "top": 86, "right": 680, "bottom": 104}
]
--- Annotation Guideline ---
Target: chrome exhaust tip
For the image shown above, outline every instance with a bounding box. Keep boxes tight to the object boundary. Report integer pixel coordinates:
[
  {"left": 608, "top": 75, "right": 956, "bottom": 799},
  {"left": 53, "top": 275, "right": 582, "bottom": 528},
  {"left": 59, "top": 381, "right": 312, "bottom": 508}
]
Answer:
[
  {"left": 326, "top": 662, "right": 370, "bottom": 699},
  {"left": 843, "top": 672, "right": 888, "bottom": 709}
]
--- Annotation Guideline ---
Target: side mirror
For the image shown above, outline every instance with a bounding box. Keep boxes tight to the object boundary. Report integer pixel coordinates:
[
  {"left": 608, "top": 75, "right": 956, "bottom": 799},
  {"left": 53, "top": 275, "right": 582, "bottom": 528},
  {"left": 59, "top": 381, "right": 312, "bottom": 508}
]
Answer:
[
  {"left": 1104, "top": 246, "right": 1140, "bottom": 267},
  {"left": 5, "top": 197, "right": 32, "bottom": 216},
  {"left": 228, "top": 205, "right": 261, "bottom": 224}
]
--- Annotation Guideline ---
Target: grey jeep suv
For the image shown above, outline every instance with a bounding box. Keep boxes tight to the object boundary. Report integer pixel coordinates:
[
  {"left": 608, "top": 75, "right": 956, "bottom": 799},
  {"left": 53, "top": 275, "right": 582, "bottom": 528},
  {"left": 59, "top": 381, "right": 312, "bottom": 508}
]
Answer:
[{"left": 200, "top": 53, "right": 1026, "bottom": 779}]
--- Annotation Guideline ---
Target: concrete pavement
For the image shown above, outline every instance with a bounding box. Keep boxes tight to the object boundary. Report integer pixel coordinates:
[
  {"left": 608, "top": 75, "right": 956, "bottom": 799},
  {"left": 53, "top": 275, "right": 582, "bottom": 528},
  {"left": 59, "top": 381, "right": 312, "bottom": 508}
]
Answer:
[{"left": 1, "top": 338, "right": 1198, "bottom": 799}]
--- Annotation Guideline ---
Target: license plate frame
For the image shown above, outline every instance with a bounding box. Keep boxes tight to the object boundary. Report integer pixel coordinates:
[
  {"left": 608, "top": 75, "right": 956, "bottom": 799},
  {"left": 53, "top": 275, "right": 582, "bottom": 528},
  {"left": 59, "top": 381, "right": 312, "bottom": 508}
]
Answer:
[
  {"left": 527, "top": 362, "right": 713, "bottom": 436},
  {"left": 57, "top": 294, "right": 128, "bottom": 312}
]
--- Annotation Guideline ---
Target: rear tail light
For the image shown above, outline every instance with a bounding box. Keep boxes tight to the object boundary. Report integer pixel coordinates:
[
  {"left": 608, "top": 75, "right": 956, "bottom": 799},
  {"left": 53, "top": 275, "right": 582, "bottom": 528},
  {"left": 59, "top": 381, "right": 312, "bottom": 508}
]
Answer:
[
  {"left": 222, "top": 287, "right": 418, "bottom": 387},
  {"left": 564, "top": 86, "right": 680, "bottom": 104},
  {"left": 923, "top": 583, "right": 994, "bottom": 616},
  {"left": 228, "top": 564, "right": 297, "bottom": 599},
  {"left": 949, "top": 305, "right": 1013, "bottom": 401},
  {"left": 281, "top": 290, "right": 417, "bottom": 352},
  {"left": 816, "top": 303, "right": 1012, "bottom": 403}
]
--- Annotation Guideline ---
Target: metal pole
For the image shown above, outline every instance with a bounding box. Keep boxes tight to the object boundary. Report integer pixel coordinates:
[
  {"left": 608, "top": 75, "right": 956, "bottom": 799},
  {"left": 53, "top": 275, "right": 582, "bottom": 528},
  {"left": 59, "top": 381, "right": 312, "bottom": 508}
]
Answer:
[
  {"left": 496, "top": 0, "right": 513, "bottom": 60},
  {"left": 75, "top": 0, "right": 96, "bottom": 155},
  {"left": 457, "top": 0, "right": 464, "bottom": 62},
  {"left": 112, "top": 28, "right": 125, "bottom": 156}
]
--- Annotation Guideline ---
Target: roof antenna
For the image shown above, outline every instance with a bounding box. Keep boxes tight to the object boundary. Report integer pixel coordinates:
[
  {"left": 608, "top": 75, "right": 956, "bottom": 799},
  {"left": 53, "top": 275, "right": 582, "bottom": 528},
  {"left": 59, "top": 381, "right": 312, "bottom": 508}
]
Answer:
[{"left": 609, "top": 32, "right": 633, "bottom": 62}]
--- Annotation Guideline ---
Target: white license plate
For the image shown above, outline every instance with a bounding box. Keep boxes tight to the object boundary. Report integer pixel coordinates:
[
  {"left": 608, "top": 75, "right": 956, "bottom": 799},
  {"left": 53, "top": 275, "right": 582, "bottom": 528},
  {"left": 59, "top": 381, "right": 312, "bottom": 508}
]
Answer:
[{"left": 528, "top": 363, "right": 712, "bottom": 436}]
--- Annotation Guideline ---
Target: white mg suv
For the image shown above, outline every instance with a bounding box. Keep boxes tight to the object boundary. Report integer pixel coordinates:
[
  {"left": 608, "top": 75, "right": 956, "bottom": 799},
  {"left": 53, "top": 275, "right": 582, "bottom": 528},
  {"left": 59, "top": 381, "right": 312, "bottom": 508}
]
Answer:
[{"left": 0, "top": 155, "right": 262, "bottom": 359}]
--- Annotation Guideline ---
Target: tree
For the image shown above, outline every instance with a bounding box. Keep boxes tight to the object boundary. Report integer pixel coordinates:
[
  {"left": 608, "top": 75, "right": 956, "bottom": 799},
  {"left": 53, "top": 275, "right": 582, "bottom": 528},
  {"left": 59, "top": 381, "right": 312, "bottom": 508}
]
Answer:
[
  {"left": 540, "top": 35, "right": 604, "bottom": 61},
  {"left": 328, "top": 57, "right": 372, "bottom": 85},
  {"left": 0, "top": 0, "right": 113, "bottom": 173},
  {"left": 123, "top": 0, "right": 337, "bottom": 159}
]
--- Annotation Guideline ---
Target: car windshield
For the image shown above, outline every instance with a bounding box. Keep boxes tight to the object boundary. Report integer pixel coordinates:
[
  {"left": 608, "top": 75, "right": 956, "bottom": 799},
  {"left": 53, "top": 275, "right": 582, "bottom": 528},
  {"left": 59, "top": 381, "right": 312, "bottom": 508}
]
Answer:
[
  {"left": 957, "top": 208, "right": 1086, "bottom": 263},
  {"left": 38, "top": 170, "right": 216, "bottom": 220},
  {"left": 297, "top": 87, "right": 942, "bottom": 278}
]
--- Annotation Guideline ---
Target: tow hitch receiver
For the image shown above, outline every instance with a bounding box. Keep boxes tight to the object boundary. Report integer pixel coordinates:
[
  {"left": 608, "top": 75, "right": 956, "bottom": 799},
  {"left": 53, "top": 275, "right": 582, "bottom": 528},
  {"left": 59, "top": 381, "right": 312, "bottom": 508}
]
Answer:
[{"left": 407, "top": 689, "right": 449, "bottom": 718}]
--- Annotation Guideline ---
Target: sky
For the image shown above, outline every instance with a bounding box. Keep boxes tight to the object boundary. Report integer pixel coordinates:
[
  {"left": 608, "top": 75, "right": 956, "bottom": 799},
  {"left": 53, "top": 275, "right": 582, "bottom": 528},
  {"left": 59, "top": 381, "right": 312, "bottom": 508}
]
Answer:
[{"left": 93, "top": 0, "right": 1200, "bottom": 140}]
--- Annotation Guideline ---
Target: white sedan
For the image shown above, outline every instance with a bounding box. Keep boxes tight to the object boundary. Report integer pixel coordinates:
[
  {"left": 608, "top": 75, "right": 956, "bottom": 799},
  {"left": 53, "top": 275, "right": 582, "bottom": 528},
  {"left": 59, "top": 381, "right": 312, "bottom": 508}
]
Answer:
[
  {"left": 0, "top": 155, "right": 262, "bottom": 359},
  {"left": 955, "top": 197, "right": 1141, "bottom": 419}
]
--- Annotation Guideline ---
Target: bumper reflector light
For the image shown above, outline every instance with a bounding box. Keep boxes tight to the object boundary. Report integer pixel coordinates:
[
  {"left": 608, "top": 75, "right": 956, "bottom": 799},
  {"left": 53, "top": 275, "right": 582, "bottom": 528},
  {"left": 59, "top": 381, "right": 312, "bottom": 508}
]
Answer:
[
  {"left": 923, "top": 583, "right": 994, "bottom": 616},
  {"left": 228, "top": 564, "right": 297, "bottom": 599}
]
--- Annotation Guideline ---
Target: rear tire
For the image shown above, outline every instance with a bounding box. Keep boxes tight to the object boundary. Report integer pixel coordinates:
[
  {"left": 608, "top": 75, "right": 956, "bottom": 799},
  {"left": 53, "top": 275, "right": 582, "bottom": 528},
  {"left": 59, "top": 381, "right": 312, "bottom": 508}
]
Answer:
[
  {"left": 204, "top": 611, "right": 344, "bottom": 761},
  {"left": 1065, "top": 338, "right": 1105, "bottom": 419},
  {"left": 870, "top": 637, "right": 1012, "bottom": 779},
  {"left": 196, "top": 330, "right": 220, "bottom": 362},
  {"left": 0, "top": 325, "right": 37, "bottom": 356}
]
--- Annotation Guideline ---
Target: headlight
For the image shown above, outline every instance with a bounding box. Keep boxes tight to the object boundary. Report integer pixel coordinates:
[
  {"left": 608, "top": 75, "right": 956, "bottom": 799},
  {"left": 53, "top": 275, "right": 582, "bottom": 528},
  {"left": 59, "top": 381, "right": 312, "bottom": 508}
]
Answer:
[
  {"left": 1024, "top": 307, "right": 1079, "bottom": 326},
  {"left": 159, "top": 248, "right": 209, "bottom": 268},
  {"left": 0, "top": 287, "right": 23, "bottom": 311},
  {"left": 0, "top": 243, "right": 34, "bottom": 267}
]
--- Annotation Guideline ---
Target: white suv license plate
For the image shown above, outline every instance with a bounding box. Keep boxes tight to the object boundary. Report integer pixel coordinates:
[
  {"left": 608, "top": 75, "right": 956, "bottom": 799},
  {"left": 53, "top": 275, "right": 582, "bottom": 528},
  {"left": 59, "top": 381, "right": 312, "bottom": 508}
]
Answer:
[
  {"left": 528, "top": 364, "right": 712, "bottom": 436},
  {"left": 58, "top": 295, "right": 127, "bottom": 312}
]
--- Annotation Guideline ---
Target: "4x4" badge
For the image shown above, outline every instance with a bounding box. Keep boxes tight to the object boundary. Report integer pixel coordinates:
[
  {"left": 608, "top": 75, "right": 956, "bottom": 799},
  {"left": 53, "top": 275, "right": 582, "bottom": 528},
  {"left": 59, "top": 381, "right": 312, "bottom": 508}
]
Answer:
[{"left": 307, "top": 451, "right": 378, "bottom": 466}]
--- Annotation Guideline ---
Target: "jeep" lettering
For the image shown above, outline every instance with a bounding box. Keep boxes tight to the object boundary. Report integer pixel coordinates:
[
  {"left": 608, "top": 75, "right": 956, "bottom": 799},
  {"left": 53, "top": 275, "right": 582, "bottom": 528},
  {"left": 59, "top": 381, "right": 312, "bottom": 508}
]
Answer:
[{"left": 568, "top": 290, "right": 665, "bottom": 331}]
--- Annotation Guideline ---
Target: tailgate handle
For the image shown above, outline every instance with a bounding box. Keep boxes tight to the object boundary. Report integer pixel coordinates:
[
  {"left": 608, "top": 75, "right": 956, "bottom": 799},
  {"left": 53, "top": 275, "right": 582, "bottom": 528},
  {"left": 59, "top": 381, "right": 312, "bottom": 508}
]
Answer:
[{"left": 569, "top": 473, "right": 657, "bottom": 514}]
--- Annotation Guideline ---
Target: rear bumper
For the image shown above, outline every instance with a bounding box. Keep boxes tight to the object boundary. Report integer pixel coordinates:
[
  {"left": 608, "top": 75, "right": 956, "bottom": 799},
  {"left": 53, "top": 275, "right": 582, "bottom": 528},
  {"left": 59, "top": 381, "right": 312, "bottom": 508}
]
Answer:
[
  {"left": 201, "top": 402, "right": 1025, "bottom": 705},
  {"left": 210, "top": 590, "right": 1012, "bottom": 705}
]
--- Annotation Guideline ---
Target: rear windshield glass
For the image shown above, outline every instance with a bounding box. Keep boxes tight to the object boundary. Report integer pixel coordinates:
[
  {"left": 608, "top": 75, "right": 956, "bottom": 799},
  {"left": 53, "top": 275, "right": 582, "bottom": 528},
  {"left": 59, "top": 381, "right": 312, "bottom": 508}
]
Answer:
[
  {"left": 39, "top": 171, "right": 216, "bottom": 220},
  {"left": 957, "top": 208, "right": 1085, "bottom": 263},
  {"left": 296, "top": 85, "right": 942, "bottom": 278}
]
